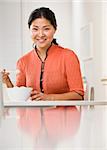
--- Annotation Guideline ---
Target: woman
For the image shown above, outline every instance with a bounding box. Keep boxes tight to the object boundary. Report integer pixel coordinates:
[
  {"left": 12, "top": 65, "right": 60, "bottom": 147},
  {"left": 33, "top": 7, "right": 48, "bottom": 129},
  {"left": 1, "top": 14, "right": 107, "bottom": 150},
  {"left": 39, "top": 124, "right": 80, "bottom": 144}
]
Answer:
[{"left": 2, "top": 7, "right": 84, "bottom": 100}]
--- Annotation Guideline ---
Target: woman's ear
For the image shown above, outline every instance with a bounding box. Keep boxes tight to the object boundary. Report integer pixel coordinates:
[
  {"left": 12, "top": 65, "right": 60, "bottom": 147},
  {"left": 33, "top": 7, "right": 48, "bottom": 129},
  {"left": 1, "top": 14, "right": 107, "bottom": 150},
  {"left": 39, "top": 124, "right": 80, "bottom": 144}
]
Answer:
[{"left": 32, "top": 43, "right": 36, "bottom": 49}]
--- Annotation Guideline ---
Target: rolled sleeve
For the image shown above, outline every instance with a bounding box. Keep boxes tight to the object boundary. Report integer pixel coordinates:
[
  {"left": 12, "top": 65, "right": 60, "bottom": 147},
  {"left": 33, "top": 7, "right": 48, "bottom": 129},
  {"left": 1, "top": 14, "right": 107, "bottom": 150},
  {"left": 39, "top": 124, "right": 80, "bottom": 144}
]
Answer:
[{"left": 65, "top": 51, "right": 84, "bottom": 96}]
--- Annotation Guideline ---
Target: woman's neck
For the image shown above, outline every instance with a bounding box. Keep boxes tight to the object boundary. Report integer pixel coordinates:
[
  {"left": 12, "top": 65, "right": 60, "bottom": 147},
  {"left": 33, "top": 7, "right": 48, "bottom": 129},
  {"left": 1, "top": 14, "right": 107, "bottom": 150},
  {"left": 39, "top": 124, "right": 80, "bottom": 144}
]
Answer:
[
  {"left": 36, "top": 44, "right": 52, "bottom": 62},
  {"left": 37, "top": 49, "right": 47, "bottom": 62}
]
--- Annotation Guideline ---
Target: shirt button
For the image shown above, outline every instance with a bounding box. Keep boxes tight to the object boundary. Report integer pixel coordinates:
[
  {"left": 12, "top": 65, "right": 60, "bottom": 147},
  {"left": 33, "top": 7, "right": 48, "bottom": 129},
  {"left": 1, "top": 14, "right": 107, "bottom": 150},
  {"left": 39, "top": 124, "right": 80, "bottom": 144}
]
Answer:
[{"left": 42, "top": 89, "right": 44, "bottom": 92}]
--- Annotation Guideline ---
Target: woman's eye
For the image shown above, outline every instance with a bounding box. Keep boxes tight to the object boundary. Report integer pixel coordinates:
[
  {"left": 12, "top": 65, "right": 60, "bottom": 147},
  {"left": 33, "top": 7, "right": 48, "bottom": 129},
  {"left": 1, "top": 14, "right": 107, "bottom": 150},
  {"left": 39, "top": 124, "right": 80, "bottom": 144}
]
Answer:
[
  {"left": 32, "top": 28, "right": 38, "bottom": 31},
  {"left": 44, "top": 28, "right": 50, "bottom": 31}
]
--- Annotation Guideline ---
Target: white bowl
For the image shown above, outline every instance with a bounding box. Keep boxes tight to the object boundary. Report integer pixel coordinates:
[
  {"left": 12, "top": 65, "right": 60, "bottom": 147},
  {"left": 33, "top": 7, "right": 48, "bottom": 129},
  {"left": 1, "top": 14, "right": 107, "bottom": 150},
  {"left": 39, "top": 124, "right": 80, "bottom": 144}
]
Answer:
[{"left": 7, "top": 86, "right": 32, "bottom": 101}]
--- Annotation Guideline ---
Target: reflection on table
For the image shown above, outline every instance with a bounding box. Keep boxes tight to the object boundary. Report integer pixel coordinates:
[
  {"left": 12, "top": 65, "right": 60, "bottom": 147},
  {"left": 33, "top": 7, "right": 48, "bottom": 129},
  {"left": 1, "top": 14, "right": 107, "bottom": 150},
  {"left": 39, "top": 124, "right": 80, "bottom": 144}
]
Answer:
[
  {"left": 17, "top": 106, "right": 80, "bottom": 149},
  {"left": 0, "top": 105, "right": 107, "bottom": 150}
]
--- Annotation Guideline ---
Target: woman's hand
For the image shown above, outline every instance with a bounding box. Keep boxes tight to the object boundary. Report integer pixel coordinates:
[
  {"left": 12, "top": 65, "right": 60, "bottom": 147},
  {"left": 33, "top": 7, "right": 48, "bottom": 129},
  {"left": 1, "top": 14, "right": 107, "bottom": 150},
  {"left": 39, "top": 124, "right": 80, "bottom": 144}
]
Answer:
[
  {"left": 30, "top": 90, "right": 53, "bottom": 101},
  {"left": 1, "top": 69, "right": 9, "bottom": 82},
  {"left": 1, "top": 69, "right": 14, "bottom": 87},
  {"left": 1, "top": 69, "right": 10, "bottom": 83},
  {"left": 30, "top": 90, "right": 43, "bottom": 100}
]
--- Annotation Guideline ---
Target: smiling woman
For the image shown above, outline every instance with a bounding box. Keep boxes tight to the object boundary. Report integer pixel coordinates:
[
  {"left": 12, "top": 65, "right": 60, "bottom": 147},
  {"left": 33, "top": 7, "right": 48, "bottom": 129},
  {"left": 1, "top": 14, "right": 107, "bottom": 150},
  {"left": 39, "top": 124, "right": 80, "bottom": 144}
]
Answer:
[{"left": 2, "top": 7, "right": 84, "bottom": 101}]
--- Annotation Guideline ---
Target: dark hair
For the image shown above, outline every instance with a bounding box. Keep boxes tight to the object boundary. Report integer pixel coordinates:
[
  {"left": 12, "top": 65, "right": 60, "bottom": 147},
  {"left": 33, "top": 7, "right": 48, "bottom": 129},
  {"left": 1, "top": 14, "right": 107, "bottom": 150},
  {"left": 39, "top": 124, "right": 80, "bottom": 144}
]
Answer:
[
  {"left": 28, "top": 7, "right": 58, "bottom": 45},
  {"left": 28, "top": 7, "right": 57, "bottom": 30}
]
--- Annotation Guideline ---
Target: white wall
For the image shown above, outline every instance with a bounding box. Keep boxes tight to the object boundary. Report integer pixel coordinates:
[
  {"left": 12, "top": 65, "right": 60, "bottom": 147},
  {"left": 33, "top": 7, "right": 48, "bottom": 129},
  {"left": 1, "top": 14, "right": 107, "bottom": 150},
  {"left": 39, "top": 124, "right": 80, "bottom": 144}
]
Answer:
[
  {"left": 0, "top": 1, "right": 22, "bottom": 82},
  {"left": 0, "top": 1, "right": 22, "bottom": 71},
  {"left": 102, "top": 2, "right": 107, "bottom": 78},
  {"left": 70, "top": 1, "right": 106, "bottom": 100},
  {"left": 101, "top": 2, "right": 107, "bottom": 99}
]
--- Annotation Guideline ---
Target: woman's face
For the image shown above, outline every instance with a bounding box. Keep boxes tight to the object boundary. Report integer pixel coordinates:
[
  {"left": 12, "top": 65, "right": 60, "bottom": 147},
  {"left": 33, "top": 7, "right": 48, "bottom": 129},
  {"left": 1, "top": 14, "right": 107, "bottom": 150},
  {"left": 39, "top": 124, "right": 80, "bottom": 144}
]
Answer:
[{"left": 30, "top": 17, "right": 56, "bottom": 50}]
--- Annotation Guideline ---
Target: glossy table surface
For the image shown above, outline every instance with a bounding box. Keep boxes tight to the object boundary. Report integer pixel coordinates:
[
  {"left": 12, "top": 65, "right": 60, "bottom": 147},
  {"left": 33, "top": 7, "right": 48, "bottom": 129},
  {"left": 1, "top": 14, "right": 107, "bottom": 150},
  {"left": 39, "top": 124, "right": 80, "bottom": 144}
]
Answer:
[
  {"left": 0, "top": 102, "right": 107, "bottom": 150},
  {"left": 3, "top": 99, "right": 107, "bottom": 107}
]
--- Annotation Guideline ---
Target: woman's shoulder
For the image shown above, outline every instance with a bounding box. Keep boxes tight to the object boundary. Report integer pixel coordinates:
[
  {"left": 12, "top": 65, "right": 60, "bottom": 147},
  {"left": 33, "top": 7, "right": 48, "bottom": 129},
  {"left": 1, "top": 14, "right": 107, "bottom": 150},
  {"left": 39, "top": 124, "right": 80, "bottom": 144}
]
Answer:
[
  {"left": 17, "top": 49, "right": 34, "bottom": 62},
  {"left": 56, "top": 45, "right": 80, "bottom": 63},
  {"left": 57, "top": 45, "right": 78, "bottom": 57}
]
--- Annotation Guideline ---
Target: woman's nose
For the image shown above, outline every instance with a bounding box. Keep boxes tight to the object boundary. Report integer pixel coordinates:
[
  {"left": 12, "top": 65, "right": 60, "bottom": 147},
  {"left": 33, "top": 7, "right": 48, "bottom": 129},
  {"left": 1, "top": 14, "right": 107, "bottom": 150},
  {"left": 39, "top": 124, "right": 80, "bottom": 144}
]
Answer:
[{"left": 38, "top": 30, "right": 44, "bottom": 37}]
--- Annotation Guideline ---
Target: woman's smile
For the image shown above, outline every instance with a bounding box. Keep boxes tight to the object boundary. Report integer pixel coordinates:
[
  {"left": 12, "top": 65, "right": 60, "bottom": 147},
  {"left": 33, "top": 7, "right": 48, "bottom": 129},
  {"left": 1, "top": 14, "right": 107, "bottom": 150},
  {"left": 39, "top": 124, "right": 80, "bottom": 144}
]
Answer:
[{"left": 37, "top": 38, "right": 47, "bottom": 43}]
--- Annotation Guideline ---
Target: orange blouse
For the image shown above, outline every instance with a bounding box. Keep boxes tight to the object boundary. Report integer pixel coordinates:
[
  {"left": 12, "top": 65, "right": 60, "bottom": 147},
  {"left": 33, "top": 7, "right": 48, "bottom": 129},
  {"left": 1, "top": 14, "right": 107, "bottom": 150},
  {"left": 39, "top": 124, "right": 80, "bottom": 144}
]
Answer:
[{"left": 16, "top": 45, "right": 84, "bottom": 96}]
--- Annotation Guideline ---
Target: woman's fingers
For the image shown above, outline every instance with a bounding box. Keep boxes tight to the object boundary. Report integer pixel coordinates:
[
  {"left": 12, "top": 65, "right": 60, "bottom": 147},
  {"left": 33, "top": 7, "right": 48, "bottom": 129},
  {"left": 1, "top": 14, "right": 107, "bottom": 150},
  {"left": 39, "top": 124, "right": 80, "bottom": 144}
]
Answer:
[
  {"left": 30, "top": 90, "right": 51, "bottom": 101},
  {"left": 31, "top": 94, "right": 42, "bottom": 100},
  {"left": 1, "top": 70, "right": 10, "bottom": 83},
  {"left": 1, "top": 69, "right": 13, "bottom": 87},
  {"left": 30, "top": 90, "right": 43, "bottom": 101}
]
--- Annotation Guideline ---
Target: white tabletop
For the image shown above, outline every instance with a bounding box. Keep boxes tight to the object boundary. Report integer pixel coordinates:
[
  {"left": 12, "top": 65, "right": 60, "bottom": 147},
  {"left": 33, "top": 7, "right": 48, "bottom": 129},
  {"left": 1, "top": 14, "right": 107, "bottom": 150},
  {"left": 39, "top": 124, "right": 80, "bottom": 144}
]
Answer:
[{"left": 3, "top": 100, "right": 107, "bottom": 107}]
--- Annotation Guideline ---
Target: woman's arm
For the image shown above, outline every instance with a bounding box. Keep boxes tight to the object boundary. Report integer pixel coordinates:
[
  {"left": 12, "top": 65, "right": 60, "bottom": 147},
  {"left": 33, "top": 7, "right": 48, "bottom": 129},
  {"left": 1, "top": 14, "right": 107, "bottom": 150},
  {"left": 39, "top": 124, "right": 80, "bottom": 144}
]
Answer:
[
  {"left": 30, "top": 90, "right": 83, "bottom": 101},
  {"left": 45, "top": 91, "right": 83, "bottom": 100}
]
